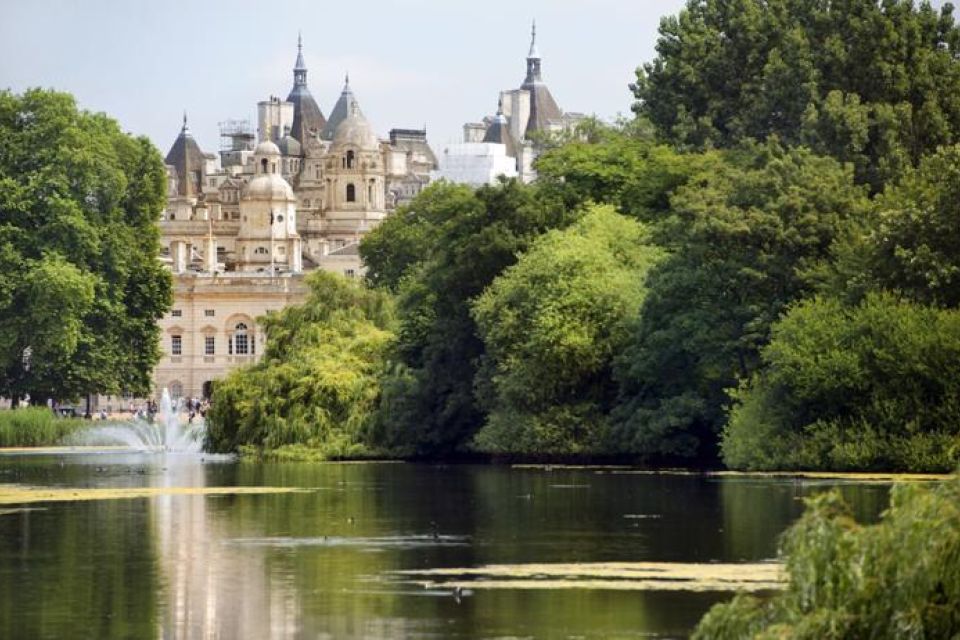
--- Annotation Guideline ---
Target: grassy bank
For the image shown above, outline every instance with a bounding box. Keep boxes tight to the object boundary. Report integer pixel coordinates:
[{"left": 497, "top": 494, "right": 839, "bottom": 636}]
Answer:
[{"left": 0, "top": 408, "right": 87, "bottom": 447}]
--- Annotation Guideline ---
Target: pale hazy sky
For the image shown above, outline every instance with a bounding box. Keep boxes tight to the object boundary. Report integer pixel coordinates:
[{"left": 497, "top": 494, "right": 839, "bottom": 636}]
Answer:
[{"left": 0, "top": 0, "right": 689, "bottom": 156}]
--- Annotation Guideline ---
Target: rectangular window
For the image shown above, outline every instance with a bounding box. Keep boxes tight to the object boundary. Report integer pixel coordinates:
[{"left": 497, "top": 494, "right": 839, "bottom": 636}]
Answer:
[
  {"left": 204, "top": 309, "right": 215, "bottom": 317},
  {"left": 171, "top": 309, "right": 182, "bottom": 317},
  {"left": 345, "top": 269, "right": 356, "bottom": 279},
  {"left": 171, "top": 335, "right": 182, "bottom": 356},
  {"left": 234, "top": 333, "right": 248, "bottom": 355},
  {"left": 204, "top": 336, "right": 215, "bottom": 355}
]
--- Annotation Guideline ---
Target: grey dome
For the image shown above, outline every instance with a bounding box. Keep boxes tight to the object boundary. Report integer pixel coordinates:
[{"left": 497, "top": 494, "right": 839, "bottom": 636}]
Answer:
[{"left": 243, "top": 173, "right": 295, "bottom": 201}]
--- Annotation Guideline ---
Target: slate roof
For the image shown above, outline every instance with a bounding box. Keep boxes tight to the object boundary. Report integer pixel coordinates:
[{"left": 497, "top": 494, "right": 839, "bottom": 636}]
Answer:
[
  {"left": 165, "top": 115, "right": 207, "bottom": 197},
  {"left": 321, "top": 76, "right": 358, "bottom": 141},
  {"left": 287, "top": 35, "right": 326, "bottom": 145}
]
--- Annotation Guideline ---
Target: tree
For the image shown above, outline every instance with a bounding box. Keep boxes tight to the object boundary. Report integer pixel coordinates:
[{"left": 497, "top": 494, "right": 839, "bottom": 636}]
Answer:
[
  {"left": 534, "top": 123, "right": 703, "bottom": 222},
  {"left": 205, "top": 271, "right": 395, "bottom": 457},
  {"left": 0, "top": 89, "right": 171, "bottom": 404},
  {"left": 359, "top": 181, "right": 478, "bottom": 293},
  {"left": 633, "top": 0, "right": 960, "bottom": 189},
  {"left": 613, "top": 142, "right": 867, "bottom": 462},
  {"left": 868, "top": 145, "right": 960, "bottom": 307},
  {"left": 471, "top": 206, "right": 663, "bottom": 456},
  {"left": 694, "top": 476, "right": 960, "bottom": 639},
  {"left": 722, "top": 293, "right": 960, "bottom": 472},
  {"left": 368, "top": 179, "right": 579, "bottom": 456}
]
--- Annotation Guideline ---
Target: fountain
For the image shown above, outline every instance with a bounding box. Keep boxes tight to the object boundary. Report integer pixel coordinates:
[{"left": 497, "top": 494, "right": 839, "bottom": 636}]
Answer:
[{"left": 68, "top": 389, "right": 206, "bottom": 453}]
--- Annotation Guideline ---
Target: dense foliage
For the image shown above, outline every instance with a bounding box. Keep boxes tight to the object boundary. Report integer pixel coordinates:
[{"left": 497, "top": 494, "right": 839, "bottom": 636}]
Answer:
[
  {"left": 633, "top": 0, "right": 960, "bottom": 189},
  {"left": 694, "top": 475, "right": 960, "bottom": 639},
  {"left": 471, "top": 206, "right": 662, "bottom": 456},
  {"left": 0, "top": 89, "right": 171, "bottom": 404},
  {"left": 209, "top": 0, "right": 960, "bottom": 472},
  {"left": 613, "top": 143, "right": 867, "bottom": 462},
  {"left": 205, "top": 272, "right": 395, "bottom": 459},
  {"left": 723, "top": 294, "right": 960, "bottom": 472},
  {"left": 862, "top": 145, "right": 960, "bottom": 307},
  {"left": 366, "top": 179, "right": 579, "bottom": 457}
]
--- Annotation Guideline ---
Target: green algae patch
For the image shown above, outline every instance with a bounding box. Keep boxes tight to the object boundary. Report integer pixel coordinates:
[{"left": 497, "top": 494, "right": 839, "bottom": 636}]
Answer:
[
  {"left": 393, "top": 561, "right": 785, "bottom": 592},
  {"left": 0, "top": 445, "right": 133, "bottom": 455},
  {"left": 600, "top": 469, "right": 952, "bottom": 482},
  {"left": 0, "top": 485, "right": 308, "bottom": 505}
]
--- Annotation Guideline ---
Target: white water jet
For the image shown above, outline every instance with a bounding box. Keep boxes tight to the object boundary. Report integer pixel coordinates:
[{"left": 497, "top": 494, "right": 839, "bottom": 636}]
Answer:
[{"left": 68, "top": 389, "right": 205, "bottom": 453}]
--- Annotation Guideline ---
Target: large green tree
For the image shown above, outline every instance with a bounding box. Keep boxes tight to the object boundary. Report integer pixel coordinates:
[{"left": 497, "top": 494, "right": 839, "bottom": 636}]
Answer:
[
  {"left": 534, "top": 122, "right": 703, "bottom": 222},
  {"left": 471, "top": 206, "right": 663, "bottom": 456},
  {"left": 819, "top": 143, "right": 960, "bottom": 311},
  {"left": 365, "top": 179, "right": 578, "bottom": 456},
  {"left": 633, "top": 0, "right": 960, "bottom": 189},
  {"left": 613, "top": 142, "right": 868, "bottom": 462},
  {"left": 0, "top": 89, "right": 171, "bottom": 404}
]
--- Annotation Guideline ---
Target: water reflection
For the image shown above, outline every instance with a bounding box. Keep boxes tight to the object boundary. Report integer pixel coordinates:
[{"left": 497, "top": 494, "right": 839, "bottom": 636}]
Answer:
[{"left": 0, "top": 459, "right": 899, "bottom": 639}]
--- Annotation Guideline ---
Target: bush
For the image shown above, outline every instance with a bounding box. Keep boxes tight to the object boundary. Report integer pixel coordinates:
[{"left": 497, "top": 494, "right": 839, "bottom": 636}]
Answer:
[
  {"left": 723, "top": 294, "right": 960, "bottom": 472},
  {"left": 0, "top": 407, "right": 86, "bottom": 446},
  {"left": 694, "top": 474, "right": 960, "bottom": 639}
]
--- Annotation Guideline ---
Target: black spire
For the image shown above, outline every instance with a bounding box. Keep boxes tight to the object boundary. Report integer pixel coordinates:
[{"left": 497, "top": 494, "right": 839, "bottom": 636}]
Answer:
[
  {"left": 293, "top": 32, "right": 307, "bottom": 87},
  {"left": 525, "top": 20, "right": 541, "bottom": 84}
]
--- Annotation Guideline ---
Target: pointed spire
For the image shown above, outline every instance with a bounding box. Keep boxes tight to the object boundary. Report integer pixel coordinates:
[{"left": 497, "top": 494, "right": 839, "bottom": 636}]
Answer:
[
  {"left": 528, "top": 19, "right": 539, "bottom": 59},
  {"left": 293, "top": 32, "right": 307, "bottom": 86},
  {"left": 181, "top": 110, "right": 190, "bottom": 135},
  {"left": 524, "top": 21, "right": 543, "bottom": 84},
  {"left": 496, "top": 97, "right": 504, "bottom": 116},
  {"left": 344, "top": 72, "right": 350, "bottom": 89}
]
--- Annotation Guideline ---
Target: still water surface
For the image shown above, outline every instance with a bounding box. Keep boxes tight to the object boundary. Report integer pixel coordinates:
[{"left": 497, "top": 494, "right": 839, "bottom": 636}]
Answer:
[{"left": 0, "top": 455, "right": 892, "bottom": 639}]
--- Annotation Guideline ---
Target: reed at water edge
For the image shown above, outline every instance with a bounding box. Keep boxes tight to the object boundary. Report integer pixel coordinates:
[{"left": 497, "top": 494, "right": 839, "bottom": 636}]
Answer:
[{"left": 0, "top": 407, "right": 87, "bottom": 447}]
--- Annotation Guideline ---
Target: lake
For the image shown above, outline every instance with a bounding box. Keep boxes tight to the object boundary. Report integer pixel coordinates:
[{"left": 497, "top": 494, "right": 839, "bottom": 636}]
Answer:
[{"left": 0, "top": 454, "right": 893, "bottom": 639}]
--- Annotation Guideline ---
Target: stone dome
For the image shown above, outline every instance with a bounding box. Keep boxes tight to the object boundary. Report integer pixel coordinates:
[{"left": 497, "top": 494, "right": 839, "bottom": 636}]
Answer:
[
  {"left": 243, "top": 173, "right": 295, "bottom": 201},
  {"left": 254, "top": 139, "right": 281, "bottom": 156},
  {"left": 278, "top": 134, "right": 302, "bottom": 157},
  {"left": 333, "top": 105, "right": 379, "bottom": 151}
]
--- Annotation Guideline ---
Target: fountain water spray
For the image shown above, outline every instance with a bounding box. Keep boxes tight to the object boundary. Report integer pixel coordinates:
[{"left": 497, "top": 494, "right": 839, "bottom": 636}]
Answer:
[{"left": 68, "top": 389, "right": 205, "bottom": 453}]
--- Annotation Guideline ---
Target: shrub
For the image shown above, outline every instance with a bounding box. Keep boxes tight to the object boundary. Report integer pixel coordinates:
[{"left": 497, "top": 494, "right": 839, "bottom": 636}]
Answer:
[{"left": 694, "top": 474, "right": 960, "bottom": 639}]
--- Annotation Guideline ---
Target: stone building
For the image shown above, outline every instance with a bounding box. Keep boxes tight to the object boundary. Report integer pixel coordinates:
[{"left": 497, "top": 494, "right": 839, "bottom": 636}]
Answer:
[
  {"left": 435, "top": 23, "right": 584, "bottom": 186},
  {"left": 153, "top": 37, "right": 437, "bottom": 400}
]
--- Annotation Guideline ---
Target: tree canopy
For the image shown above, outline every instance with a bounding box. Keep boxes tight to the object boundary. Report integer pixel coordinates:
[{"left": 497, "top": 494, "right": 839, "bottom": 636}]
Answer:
[
  {"left": 0, "top": 89, "right": 171, "bottom": 404},
  {"left": 613, "top": 142, "right": 868, "bottom": 462},
  {"left": 722, "top": 293, "right": 960, "bottom": 471},
  {"left": 364, "top": 179, "right": 579, "bottom": 456},
  {"left": 471, "top": 206, "right": 663, "bottom": 456},
  {"left": 633, "top": 0, "right": 960, "bottom": 189}
]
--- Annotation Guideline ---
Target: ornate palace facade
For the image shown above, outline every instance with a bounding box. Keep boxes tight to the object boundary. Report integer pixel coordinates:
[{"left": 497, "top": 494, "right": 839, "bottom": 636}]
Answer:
[{"left": 154, "top": 38, "right": 436, "bottom": 400}]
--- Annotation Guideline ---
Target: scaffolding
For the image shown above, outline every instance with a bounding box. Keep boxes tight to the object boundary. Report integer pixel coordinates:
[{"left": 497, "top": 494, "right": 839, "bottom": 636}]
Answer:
[{"left": 218, "top": 119, "right": 254, "bottom": 151}]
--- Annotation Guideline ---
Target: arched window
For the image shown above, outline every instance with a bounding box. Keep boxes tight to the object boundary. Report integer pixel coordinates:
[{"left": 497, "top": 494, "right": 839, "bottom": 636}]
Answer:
[
  {"left": 367, "top": 184, "right": 373, "bottom": 204},
  {"left": 261, "top": 158, "right": 268, "bottom": 173},
  {"left": 346, "top": 150, "right": 355, "bottom": 169},
  {"left": 233, "top": 323, "right": 249, "bottom": 355},
  {"left": 346, "top": 183, "right": 356, "bottom": 202}
]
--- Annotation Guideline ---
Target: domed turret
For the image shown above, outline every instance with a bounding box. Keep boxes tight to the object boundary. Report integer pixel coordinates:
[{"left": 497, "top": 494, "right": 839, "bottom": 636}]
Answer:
[
  {"left": 254, "top": 139, "right": 281, "bottom": 157},
  {"left": 243, "top": 173, "right": 296, "bottom": 201},
  {"left": 333, "top": 102, "right": 379, "bottom": 151},
  {"left": 278, "top": 125, "right": 302, "bottom": 157},
  {"left": 245, "top": 132, "right": 295, "bottom": 201}
]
